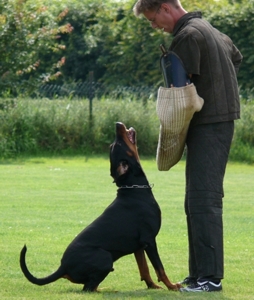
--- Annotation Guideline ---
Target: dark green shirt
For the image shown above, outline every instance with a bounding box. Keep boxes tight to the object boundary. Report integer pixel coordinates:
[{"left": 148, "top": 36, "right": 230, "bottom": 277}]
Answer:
[{"left": 170, "top": 12, "right": 243, "bottom": 125}]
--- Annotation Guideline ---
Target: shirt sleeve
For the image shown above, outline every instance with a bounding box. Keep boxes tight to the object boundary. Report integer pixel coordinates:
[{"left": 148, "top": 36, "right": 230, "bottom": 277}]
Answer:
[
  {"left": 231, "top": 44, "right": 243, "bottom": 74},
  {"left": 170, "top": 34, "right": 201, "bottom": 76}
]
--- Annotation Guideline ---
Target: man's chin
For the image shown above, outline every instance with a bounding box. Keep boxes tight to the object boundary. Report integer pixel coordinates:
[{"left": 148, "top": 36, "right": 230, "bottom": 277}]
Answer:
[{"left": 163, "top": 28, "right": 173, "bottom": 33}]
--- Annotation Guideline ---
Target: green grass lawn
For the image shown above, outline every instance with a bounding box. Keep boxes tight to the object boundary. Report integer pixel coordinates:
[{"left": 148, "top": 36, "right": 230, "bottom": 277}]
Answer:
[{"left": 0, "top": 156, "right": 253, "bottom": 299}]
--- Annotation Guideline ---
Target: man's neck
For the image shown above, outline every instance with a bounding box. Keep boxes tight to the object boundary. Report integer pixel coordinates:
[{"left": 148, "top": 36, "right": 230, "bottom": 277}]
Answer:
[{"left": 174, "top": 7, "right": 188, "bottom": 23}]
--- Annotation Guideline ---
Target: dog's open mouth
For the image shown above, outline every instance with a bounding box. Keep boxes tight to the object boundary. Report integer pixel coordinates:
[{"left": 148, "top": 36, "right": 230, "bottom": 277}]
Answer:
[
  {"left": 116, "top": 122, "right": 136, "bottom": 145},
  {"left": 127, "top": 128, "right": 136, "bottom": 144}
]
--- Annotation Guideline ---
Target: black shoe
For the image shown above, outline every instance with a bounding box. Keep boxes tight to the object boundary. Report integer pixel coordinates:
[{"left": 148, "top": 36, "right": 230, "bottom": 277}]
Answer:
[
  {"left": 179, "top": 281, "right": 222, "bottom": 292},
  {"left": 179, "top": 276, "right": 197, "bottom": 285}
]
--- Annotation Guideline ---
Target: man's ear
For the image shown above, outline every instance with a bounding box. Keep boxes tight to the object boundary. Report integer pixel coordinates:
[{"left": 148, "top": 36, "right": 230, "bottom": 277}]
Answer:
[{"left": 161, "top": 2, "right": 171, "bottom": 13}]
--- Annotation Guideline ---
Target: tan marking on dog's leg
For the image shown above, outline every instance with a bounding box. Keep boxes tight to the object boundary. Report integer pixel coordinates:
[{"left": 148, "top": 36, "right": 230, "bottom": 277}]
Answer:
[
  {"left": 155, "top": 269, "right": 182, "bottom": 291},
  {"left": 134, "top": 250, "right": 162, "bottom": 289}
]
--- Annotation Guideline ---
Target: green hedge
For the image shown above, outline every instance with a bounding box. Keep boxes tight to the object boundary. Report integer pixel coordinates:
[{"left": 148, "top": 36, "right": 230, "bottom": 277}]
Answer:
[{"left": 0, "top": 97, "right": 253, "bottom": 163}]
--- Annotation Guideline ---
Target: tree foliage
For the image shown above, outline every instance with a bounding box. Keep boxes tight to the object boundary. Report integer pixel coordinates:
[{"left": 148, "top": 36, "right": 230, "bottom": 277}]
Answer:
[
  {"left": 51, "top": 0, "right": 253, "bottom": 91},
  {"left": 0, "top": 0, "right": 73, "bottom": 96},
  {"left": 97, "top": 7, "right": 171, "bottom": 87},
  {"left": 0, "top": 0, "right": 253, "bottom": 95}
]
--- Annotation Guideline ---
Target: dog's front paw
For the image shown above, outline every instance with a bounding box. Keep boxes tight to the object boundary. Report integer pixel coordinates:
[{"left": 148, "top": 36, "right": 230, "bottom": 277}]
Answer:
[{"left": 172, "top": 283, "right": 183, "bottom": 291}]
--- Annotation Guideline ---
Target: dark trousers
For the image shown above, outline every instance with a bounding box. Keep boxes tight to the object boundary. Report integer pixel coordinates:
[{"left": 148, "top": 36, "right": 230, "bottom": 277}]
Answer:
[{"left": 185, "top": 121, "right": 234, "bottom": 280}]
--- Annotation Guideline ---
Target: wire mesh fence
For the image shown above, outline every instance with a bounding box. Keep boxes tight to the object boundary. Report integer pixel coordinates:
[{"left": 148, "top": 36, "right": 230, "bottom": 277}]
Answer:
[{"left": 37, "top": 81, "right": 157, "bottom": 100}]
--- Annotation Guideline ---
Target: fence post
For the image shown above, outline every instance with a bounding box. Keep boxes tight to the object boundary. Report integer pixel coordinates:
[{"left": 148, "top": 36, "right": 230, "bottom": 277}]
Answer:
[{"left": 89, "top": 71, "right": 94, "bottom": 128}]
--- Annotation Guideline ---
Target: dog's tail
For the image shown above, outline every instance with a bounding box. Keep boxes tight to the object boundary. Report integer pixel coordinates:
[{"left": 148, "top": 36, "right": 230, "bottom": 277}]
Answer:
[{"left": 20, "top": 245, "right": 65, "bottom": 286}]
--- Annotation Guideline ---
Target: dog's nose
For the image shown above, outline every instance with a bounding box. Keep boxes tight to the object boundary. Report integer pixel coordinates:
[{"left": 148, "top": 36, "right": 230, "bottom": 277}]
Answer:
[
  {"left": 116, "top": 122, "right": 124, "bottom": 128},
  {"left": 115, "top": 122, "right": 126, "bottom": 135}
]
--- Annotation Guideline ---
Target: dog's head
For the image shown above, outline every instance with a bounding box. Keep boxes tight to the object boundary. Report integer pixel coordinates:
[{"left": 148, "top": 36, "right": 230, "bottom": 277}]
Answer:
[{"left": 110, "top": 122, "right": 146, "bottom": 187}]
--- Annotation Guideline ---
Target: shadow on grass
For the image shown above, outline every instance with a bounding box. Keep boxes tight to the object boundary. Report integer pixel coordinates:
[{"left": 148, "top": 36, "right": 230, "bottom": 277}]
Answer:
[{"left": 63, "top": 287, "right": 234, "bottom": 299}]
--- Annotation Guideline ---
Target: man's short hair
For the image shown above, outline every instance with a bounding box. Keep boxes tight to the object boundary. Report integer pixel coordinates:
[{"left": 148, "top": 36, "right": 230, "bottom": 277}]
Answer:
[{"left": 133, "top": 0, "right": 180, "bottom": 16}]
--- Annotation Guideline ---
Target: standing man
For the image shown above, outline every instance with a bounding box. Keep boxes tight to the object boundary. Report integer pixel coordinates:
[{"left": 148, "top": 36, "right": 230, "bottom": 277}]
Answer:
[{"left": 133, "top": 0, "right": 242, "bottom": 293}]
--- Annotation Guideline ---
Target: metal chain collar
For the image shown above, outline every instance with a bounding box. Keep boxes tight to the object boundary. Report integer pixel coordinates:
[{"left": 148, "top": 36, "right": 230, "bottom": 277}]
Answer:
[{"left": 119, "top": 184, "right": 154, "bottom": 189}]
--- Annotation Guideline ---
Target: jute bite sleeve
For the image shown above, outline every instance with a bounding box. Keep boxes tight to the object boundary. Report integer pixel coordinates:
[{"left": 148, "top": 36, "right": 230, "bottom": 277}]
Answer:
[{"left": 156, "top": 84, "right": 204, "bottom": 171}]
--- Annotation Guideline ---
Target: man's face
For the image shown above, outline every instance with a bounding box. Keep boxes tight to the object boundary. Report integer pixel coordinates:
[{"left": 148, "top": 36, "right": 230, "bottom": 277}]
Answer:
[{"left": 143, "top": 5, "right": 175, "bottom": 33}]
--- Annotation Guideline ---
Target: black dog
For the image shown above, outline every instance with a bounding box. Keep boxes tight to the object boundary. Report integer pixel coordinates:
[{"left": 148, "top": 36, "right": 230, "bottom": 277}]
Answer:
[{"left": 20, "top": 122, "right": 181, "bottom": 292}]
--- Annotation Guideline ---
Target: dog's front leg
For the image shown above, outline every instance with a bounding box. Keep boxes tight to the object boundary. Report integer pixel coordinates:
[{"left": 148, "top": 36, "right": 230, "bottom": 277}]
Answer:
[
  {"left": 134, "top": 249, "right": 162, "bottom": 289},
  {"left": 145, "top": 244, "right": 182, "bottom": 291}
]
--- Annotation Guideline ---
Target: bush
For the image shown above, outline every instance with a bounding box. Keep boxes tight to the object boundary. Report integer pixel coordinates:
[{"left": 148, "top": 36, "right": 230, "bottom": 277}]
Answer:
[
  {"left": 0, "top": 97, "right": 159, "bottom": 158},
  {"left": 230, "top": 100, "right": 254, "bottom": 163},
  {"left": 0, "top": 96, "right": 254, "bottom": 163}
]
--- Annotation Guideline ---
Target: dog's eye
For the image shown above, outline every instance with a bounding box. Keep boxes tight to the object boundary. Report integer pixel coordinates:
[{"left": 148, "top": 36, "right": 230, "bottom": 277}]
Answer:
[{"left": 120, "top": 160, "right": 128, "bottom": 167}]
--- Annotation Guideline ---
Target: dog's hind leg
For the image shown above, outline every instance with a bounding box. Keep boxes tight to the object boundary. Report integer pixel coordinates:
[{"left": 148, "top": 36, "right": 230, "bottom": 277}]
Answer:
[
  {"left": 82, "top": 248, "right": 113, "bottom": 292},
  {"left": 83, "top": 270, "right": 111, "bottom": 292},
  {"left": 134, "top": 249, "right": 162, "bottom": 289}
]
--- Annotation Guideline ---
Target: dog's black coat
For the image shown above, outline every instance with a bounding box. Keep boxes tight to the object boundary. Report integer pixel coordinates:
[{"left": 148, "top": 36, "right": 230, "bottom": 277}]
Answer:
[{"left": 20, "top": 122, "right": 180, "bottom": 291}]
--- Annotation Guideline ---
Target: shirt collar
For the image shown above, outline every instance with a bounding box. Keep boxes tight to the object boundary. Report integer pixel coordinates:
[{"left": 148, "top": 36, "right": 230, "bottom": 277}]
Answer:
[{"left": 173, "top": 11, "right": 202, "bottom": 36}]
